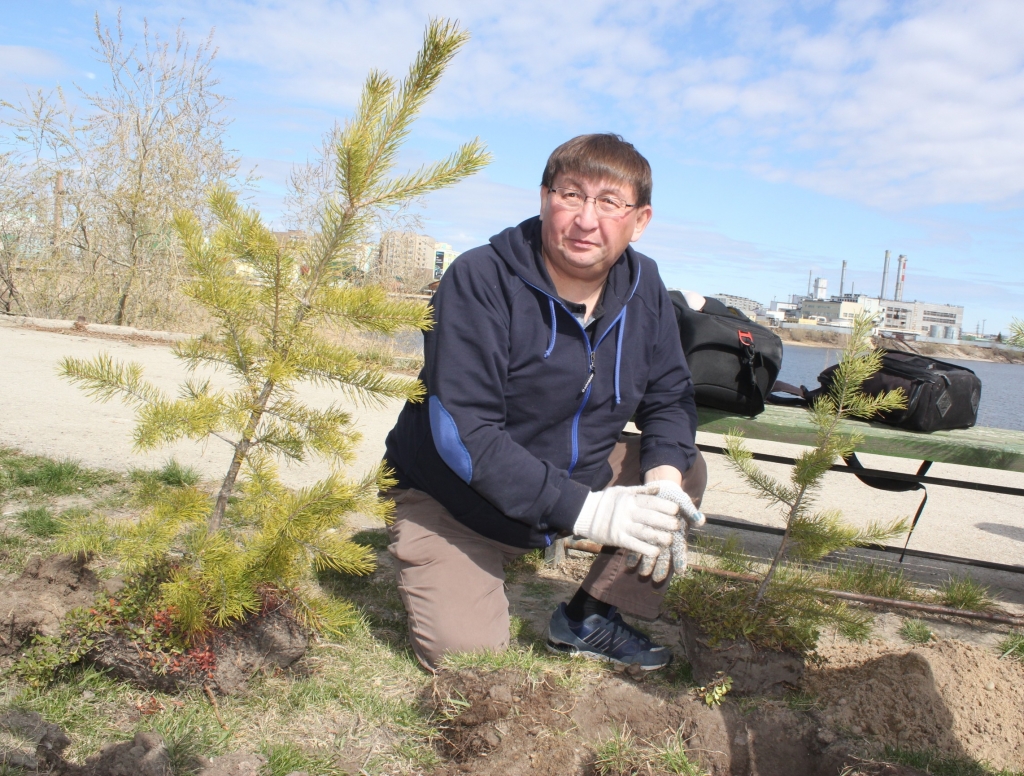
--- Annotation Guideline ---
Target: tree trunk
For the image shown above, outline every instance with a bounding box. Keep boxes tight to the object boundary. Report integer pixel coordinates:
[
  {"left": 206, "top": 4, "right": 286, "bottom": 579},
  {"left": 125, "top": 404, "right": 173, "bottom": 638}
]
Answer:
[
  {"left": 753, "top": 487, "right": 806, "bottom": 607},
  {"left": 208, "top": 379, "right": 275, "bottom": 535},
  {"left": 113, "top": 270, "right": 134, "bottom": 326}
]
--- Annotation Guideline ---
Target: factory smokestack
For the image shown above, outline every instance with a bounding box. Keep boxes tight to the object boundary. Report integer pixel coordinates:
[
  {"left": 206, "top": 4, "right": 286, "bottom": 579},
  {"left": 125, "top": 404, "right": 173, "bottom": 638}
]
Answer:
[
  {"left": 894, "top": 255, "right": 907, "bottom": 302},
  {"left": 807, "top": 270, "right": 812, "bottom": 296},
  {"left": 880, "top": 250, "right": 890, "bottom": 300},
  {"left": 839, "top": 260, "right": 847, "bottom": 298}
]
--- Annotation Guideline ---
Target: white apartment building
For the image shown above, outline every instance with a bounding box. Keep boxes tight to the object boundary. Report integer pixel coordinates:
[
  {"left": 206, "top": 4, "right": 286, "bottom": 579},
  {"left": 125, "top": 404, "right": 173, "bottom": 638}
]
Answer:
[
  {"left": 372, "top": 231, "right": 437, "bottom": 290},
  {"left": 713, "top": 293, "right": 763, "bottom": 320},
  {"left": 433, "top": 242, "right": 460, "bottom": 280}
]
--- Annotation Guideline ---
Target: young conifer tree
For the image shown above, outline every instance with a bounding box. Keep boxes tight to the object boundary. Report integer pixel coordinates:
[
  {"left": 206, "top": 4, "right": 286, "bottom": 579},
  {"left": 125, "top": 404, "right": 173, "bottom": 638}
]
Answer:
[
  {"left": 57, "top": 19, "right": 490, "bottom": 638},
  {"left": 1010, "top": 319, "right": 1024, "bottom": 347},
  {"left": 726, "top": 316, "right": 911, "bottom": 608}
]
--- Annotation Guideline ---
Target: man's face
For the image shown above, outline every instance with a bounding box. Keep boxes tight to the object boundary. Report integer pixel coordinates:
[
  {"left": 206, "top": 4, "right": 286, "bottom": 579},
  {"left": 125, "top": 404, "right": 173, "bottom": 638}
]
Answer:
[{"left": 538, "top": 174, "right": 653, "bottom": 285}]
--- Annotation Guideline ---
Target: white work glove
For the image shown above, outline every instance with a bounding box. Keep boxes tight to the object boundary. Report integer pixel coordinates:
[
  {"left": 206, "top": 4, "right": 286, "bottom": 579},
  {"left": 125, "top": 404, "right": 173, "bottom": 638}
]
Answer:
[
  {"left": 625, "top": 480, "right": 705, "bottom": 583},
  {"left": 572, "top": 484, "right": 682, "bottom": 557}
]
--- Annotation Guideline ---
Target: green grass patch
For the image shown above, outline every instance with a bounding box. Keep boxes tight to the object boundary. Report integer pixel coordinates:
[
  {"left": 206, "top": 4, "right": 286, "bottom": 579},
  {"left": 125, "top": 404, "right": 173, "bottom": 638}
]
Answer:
[
  {"left": 821, "top": 561, "right": 918, "bottom": 601},
  {"left": 883, "top": 746, "right": 1022, "bottom": 776},
  {"left": 592, "top": 726, "right": 707, "bottom": 776},
  {"left": 129, "top": 460, "right": 203, "bottom": 490},
  {"left": 665, "top": 566, "right": 872, "bottom": 654},
  {"left": 0, "top": 450, "right": 116, "bottom": 497},
  {"left": 14, "top": 506, "right": 61, "bottom": 537},
  {"left": 998, "top": 632, "right": 1024, "bottom": 663},
  {"left": 504, "top": 548, "right": 545, "bottom": 583},
  {"left": 937, "top": 575, "right": 996, "bottom": 612},
  {"left": 899, "top": 618, "right": 934, "bottom": 644},
  {"left": 263, "top": 742, "right": 347, "bottom": 776},
  {"left": 144, "top": 690, "right": 233, "bottom": 773},
  {"left": 348, "top": 527, "right": 390, "bottom": 552}
]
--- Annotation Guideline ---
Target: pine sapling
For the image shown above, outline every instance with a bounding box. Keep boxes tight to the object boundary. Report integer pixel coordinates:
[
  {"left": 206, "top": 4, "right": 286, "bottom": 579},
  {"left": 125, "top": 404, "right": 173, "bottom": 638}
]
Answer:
[
  {"left": 57, "top": 18, "right": 490, "bottom": 638},
  {"left": 726, "top": 316, "right": 911, "bottom": 608}
]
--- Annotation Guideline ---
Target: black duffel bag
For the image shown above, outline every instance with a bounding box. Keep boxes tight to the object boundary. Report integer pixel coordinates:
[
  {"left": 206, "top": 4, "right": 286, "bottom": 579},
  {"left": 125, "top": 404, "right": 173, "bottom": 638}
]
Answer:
[
  {"left": 771, "top": 350, "right": 981, "bottom": 432},
  {"left": 669, "top": 290, "right": 783, "bottom": 416}
]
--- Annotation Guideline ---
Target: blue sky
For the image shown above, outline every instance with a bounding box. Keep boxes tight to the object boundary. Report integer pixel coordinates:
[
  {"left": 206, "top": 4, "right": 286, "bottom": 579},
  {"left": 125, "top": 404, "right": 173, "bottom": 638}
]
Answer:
[{"left": 3, "top": 0, "right": 1023, "bottom": 333}]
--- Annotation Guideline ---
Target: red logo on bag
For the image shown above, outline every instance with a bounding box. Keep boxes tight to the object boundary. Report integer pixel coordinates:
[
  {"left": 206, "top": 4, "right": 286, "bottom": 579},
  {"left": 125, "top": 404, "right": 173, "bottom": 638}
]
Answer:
[{"left": 738, "top": 331, "right": 754, "bottom": 346}]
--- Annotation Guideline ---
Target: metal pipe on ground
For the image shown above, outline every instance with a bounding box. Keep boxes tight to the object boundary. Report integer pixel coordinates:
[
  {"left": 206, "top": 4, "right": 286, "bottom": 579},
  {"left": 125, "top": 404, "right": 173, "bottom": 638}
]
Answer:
[{"left": 560, "top": 538, "right": 1024, "bottom": 627}]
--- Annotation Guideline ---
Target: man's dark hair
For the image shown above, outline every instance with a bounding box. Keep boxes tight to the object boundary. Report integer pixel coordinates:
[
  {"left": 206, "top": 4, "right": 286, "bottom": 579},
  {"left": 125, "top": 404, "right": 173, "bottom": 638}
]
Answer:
[{"left": 541, "top": 134, "right": 652, "bottom": 207}]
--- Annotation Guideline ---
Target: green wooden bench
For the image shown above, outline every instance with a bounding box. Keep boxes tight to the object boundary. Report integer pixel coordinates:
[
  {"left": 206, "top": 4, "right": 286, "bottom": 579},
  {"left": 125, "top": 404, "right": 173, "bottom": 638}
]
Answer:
[
  {"left": 697, "top": 404, "right": 1024, "bottom": 474},
  {"left": 694, "top": 404, "right": 1024, "bottom": 574},
  {"left": 546, "top": 406, "right": 1024, "bottom": 572}
]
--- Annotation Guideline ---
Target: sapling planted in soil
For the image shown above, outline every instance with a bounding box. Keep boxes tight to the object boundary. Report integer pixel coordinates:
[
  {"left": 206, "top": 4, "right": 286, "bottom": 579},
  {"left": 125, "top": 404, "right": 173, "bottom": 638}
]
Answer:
[
  {"left": 57, "top": 19, "right": 489, "bottom": 639},
  {"left": 670, "top": 317, "right": 913, "bottom": 653},
  {"left": 727, "top": 316, "right": 910, "bottom": 607}
]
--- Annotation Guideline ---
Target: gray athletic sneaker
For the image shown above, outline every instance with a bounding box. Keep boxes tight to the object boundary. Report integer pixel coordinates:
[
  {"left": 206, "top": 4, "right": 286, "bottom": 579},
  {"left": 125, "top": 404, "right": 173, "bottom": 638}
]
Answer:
[{"left": 546, "top": 603, "right": 672, "bottom": 670}]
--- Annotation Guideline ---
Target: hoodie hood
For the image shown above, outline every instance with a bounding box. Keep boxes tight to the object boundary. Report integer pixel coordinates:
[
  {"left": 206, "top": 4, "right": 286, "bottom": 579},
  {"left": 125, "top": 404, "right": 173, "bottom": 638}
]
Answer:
[{"left": 489, "top": 217, "right": 642, "bottom": 353}]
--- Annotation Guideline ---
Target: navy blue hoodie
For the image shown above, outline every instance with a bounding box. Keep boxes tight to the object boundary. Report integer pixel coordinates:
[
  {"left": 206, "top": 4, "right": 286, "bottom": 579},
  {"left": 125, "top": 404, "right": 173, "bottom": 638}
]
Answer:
[{"left": 383, "top": 216, "right": 698, "bottom": 548}]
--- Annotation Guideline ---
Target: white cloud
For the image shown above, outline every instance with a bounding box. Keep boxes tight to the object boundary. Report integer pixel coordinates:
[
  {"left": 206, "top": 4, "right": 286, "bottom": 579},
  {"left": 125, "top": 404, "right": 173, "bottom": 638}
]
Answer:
[
  {"left": 0, "top": 45, "right": 67, "bottom": 82},
  {"left": 117, "top": 0, "right": 1024, "bottom": 209}
]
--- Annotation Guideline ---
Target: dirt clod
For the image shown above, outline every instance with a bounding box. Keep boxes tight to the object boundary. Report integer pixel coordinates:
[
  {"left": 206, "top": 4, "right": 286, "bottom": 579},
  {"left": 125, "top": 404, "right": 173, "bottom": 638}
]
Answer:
[
  {"left": 0, "top": 554, "right": 100, "bottom": 655},
  {"left": 195, "top": 750, "right": 267, "bottom": 776},
  {"left": 78, "top": 730, "right": 172, "bottom": 776},
  {"left": 0, "top": 708, "right": 72, "bottom": 770}
]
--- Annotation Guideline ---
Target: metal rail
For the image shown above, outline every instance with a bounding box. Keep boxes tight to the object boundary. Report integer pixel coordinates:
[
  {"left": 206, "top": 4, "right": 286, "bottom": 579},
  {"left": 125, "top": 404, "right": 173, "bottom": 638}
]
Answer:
[
  {"left": 697, "top": 443, "right": 1024, "bottom": 498},
  {"left": 696, "top": 443, "right": 1024, "bottom": 575}
]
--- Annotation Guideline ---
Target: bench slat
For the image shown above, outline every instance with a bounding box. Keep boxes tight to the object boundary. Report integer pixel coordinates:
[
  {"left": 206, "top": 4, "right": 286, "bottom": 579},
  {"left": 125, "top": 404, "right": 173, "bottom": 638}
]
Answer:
[{"left": 696, "top": 405, "right": 1024, "bottom": 473}]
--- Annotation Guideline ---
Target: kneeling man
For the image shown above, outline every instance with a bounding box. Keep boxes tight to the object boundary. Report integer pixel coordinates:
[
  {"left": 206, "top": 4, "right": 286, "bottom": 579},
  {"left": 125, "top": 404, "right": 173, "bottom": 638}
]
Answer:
[{"left": 383, "top": 133, "right": 706, "bottom": 671}]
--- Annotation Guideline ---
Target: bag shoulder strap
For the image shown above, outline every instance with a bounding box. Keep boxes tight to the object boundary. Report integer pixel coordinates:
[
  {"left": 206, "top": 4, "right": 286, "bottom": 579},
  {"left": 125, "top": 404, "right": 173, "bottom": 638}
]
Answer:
[{"left": 766, "top": 380, "right": 810, "bottom": 407}]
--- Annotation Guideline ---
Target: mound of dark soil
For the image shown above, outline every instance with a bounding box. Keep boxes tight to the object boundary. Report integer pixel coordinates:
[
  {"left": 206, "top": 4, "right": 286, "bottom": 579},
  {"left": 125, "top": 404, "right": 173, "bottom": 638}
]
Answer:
[
  {"left": 429, "top": 667, "right": 911, "bottom": 776},
  {"left": 433, "top": 667, "right": 581, "bottom": 773},
  {"left": 87, "top": 606, "right": 308, "bottom": 695},
  {"left": 0, "top": 554, "right": 102, "bottom": 655}
]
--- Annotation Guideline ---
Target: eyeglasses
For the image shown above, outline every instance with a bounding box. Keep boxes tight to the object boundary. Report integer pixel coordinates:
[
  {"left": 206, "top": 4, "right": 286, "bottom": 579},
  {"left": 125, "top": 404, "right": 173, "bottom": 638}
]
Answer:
[{"left": 547, "top": 187, "right": 637, "bottom": 218}]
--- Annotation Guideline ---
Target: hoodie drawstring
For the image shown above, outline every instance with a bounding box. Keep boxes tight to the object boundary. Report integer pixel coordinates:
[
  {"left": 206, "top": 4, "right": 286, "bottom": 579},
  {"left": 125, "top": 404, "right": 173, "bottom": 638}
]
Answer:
[
  {"left": 543, "top": 297, "right": 557, "bottom": 358},
  {"left": 614, "top": 308, "right": 625, "bottom": 405}
]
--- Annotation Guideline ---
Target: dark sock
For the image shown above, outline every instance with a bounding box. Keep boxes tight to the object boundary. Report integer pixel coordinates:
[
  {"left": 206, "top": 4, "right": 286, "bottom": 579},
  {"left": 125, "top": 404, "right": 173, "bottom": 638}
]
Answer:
[{"left": 564, "top": 588, "right": 611, "bottom": 623}]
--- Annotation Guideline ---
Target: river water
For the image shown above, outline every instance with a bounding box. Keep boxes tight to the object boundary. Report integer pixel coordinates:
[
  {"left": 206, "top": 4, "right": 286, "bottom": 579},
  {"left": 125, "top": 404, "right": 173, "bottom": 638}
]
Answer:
[{"left": 777, "top": 345, "right": 1024, "bottom": 432}]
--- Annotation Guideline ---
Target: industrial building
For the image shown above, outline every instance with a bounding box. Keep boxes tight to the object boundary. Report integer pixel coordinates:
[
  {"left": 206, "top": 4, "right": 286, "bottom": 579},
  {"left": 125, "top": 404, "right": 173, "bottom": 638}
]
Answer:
[{"left": 782, "top": 251, "right": 965, "bottom": 340}]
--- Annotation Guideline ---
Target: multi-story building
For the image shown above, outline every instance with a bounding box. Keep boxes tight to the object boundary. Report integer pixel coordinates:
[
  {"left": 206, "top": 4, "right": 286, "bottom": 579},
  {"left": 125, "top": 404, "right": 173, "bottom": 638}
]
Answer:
[
  {"left": 879, "top": 300, "right": 963, "bottom": 337},
  {"left": 800, "top": 298, "right": 864, "bottom": 325},
  {"left": 433, "top": 242, "right": 460, "bottom": 280},
  {"left": 370, "top": 231, "right": 437, "bottom": 291},
  {"left": 795, "top": 293, "right": 963, "bottom": 338},
  {"left": 712, "top": 293, "right": 763, "bottom": 320}
]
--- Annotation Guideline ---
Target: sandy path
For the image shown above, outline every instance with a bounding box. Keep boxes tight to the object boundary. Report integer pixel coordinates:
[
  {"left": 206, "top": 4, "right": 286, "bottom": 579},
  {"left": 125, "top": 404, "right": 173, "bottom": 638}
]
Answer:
[
  {"left": 0, "top": 323, "right": 404, "bottom": 490},
  {"left": 3, "top": 322, "right": 1022, "bottom": 601}
]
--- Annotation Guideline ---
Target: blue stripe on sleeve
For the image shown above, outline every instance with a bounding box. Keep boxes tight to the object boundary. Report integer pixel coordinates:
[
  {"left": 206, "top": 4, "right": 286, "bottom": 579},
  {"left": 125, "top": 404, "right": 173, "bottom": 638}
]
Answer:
[{"left": 428, "top": 395, "right": 473, "bottom": 484}]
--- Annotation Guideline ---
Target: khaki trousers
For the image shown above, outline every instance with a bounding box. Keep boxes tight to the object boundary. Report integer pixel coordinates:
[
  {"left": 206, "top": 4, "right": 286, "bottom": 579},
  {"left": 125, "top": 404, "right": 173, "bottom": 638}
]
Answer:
[{"left": 386, "top": 436, "right": 707, "bottom": 670}]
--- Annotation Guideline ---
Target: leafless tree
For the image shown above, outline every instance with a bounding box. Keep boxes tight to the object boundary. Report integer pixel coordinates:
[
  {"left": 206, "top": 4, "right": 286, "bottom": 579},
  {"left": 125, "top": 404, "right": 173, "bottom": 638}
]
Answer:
[{"left": 0, "top": 12, "right": 241, "bottom": 328}]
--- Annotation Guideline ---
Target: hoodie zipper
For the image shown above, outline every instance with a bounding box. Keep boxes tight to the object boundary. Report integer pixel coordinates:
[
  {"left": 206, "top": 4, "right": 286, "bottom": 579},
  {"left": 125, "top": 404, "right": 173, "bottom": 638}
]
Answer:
[
  {"left": 513, "top": 271, "right": 640, "bottom": 476},
  {"left": 580, "top": 352, "right": 596, "bottom": 394}
]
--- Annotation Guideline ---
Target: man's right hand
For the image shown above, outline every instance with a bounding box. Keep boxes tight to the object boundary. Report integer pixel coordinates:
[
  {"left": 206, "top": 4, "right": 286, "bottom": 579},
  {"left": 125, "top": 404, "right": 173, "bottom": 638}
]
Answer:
[{"left": 572, "top": 484, "right": 681, "bottom": 557}]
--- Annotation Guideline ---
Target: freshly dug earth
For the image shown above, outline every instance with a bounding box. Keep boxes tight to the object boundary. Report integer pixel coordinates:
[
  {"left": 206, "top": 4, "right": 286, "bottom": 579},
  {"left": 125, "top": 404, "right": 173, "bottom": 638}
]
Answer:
[
  {"left": 429, "top": 667, "right": 912, "bottom": 776},
  {"left": 805, "top": 638, "right": 1024, "bottom": 771},
  {"left": 88, "top": 606, "right": 308, "bottom": 695},
  {"left": 0, "top": 554, "right": 101, "bottom": 655}
]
